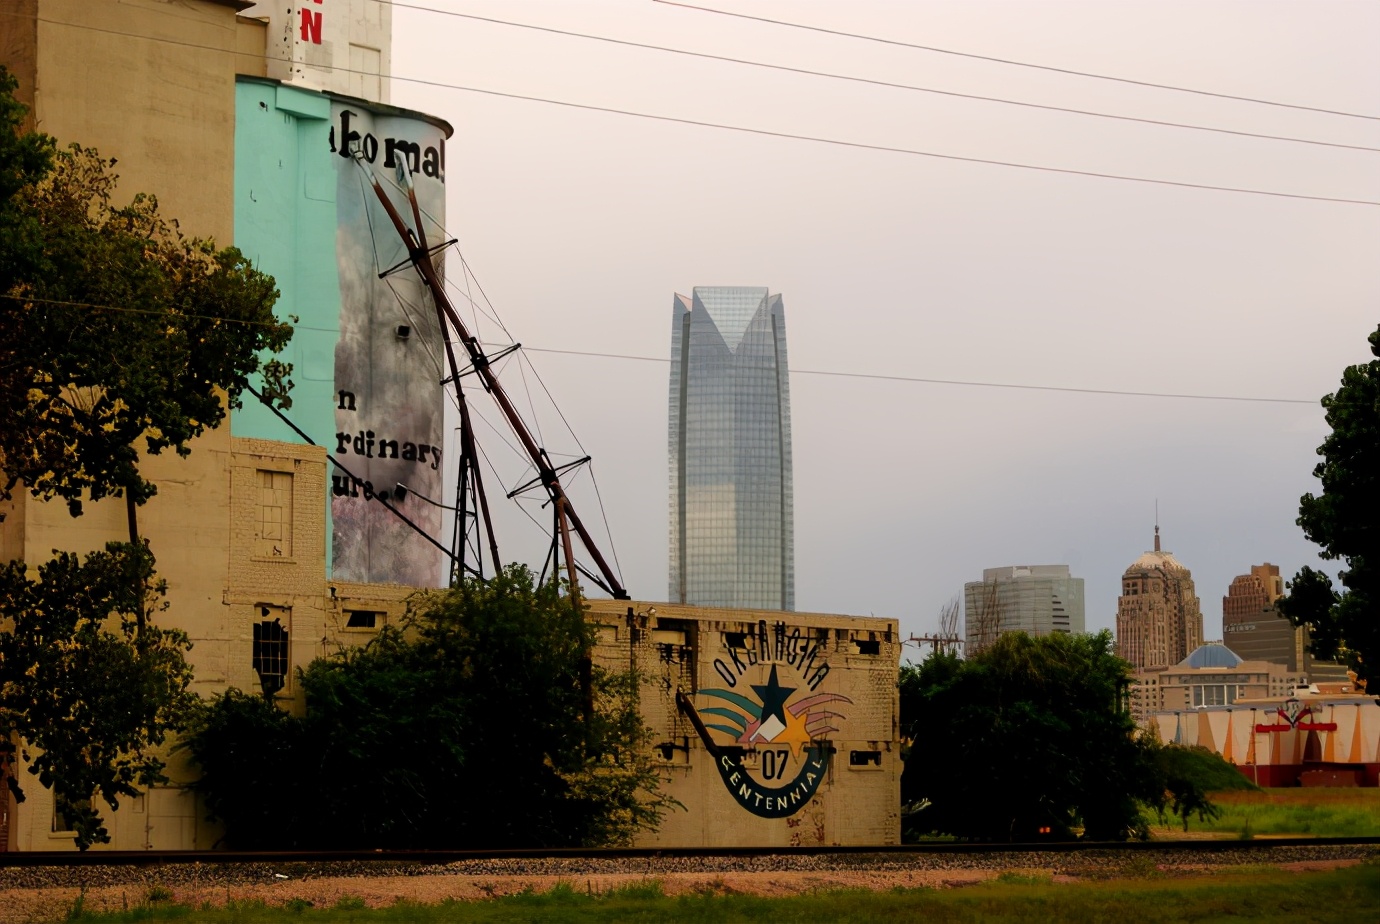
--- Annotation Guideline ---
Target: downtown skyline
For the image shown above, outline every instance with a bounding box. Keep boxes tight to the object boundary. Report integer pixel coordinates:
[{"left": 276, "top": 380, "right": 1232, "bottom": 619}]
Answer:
[{"left": 380, "top": 1, "right": 1380, "bottom": 642}]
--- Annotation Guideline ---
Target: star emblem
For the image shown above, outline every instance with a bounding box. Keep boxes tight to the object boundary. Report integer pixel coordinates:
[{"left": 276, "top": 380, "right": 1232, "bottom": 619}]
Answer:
[
  {"left": 751, "top": 665, "right": 797, "bottom": 729},
  {"left": 776, "top": 704, "right": 813, "bottom": 757}
]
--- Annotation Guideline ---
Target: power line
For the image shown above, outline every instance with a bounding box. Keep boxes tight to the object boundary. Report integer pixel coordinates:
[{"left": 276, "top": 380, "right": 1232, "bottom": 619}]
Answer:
[
  {"left": 385, "top": 70, "right": 1380, "bottom": 207},
  {"left": 521, "top": 346, "right": 1319, "bottom": 406},
  {"left": 5, "top": 292, "right": 1325, "bottom": 406},
  {"left": 5, "top": 11, "right": 1378, "bottom": 206},
  {"left": 652, "top": 0, "right": 1380, "bottom": 123},
  {"left": 378, "top": 1, "right": 1380, "bottom": 154},
  {"left": 0, "top": 292, "right": 338, "bottom": 334}
]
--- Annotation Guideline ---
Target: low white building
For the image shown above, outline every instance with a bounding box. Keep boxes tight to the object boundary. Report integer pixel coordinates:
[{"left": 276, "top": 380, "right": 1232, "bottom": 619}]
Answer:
[{"left": 964, "top": 564, "right": 1085, "bottom": 654}]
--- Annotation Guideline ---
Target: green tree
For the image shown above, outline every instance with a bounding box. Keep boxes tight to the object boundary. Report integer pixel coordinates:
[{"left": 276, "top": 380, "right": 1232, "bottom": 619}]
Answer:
[
  {"left": 1278, "top": 325, "right": 1380, "bottom": 687},
  {"left": 0, "top": 543, "right": 194, "bottom": 849},
  {"left": 900, "top": 631, "right": 1197, "bottom": 841},
  {"left": 0, "top": 67, "right": 52, "bottom": 268},
  {"left": 183, "top": 566, "right": 673, "bottom": 849},
  {"left": 0, "top": 65, "right": 55, "bottom": 481},
  {"left": 0, "top": 71, "right": 291, "bottom": 848},
  {"left": 1, "top": 141, "right": 292, "bottom": 537}
]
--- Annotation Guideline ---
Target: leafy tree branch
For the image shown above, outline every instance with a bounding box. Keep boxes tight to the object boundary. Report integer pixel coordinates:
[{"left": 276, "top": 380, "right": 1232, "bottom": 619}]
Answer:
[
  {"left": 1279, "top": 325, "right": 1380, "bottom": 687},
  {"left": 0, "top": 542, "right": 195, "bottom": 850}
]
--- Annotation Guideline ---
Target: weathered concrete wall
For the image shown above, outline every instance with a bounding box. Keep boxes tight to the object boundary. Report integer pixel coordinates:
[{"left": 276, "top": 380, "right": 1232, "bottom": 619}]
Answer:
[
  {"left": 586, "top": 600, "right": 901, "bottom": 848},
  {"left": 0, "top": 0, "right": 251, "bottom": 852},
  {"left": 0, "top": 0, "right": 430, "bottom": 853},
  {"left": 10, "top": 0, "right": 253, "bottom": 244},
  {"left": 5, "top": 434, "right": 419, "bottom": 851}
]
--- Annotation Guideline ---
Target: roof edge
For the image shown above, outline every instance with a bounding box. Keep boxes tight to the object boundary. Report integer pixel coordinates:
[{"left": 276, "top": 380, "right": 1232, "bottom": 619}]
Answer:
[{"left": 235, "top": 75, "right": 455, "bottom": 139}]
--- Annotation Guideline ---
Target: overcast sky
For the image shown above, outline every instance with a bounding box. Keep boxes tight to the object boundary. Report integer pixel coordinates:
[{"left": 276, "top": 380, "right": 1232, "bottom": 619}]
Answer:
[{"left": 385, "top": 0, "right": 1380, "bottom": 648}]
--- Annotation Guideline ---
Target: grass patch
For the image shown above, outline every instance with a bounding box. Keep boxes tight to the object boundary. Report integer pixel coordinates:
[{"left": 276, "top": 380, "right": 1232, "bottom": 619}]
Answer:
[
  {"left": 1151, "top": 787, "right": 1380, "bottom": 839},
  {"left": 63, "top": 862, "right": 1380, "bottom": 923}
]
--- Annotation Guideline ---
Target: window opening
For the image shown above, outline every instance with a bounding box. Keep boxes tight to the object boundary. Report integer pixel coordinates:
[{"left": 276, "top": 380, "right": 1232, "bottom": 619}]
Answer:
[
  {"left": 849, "top": 750, "right": 882, "bottom": 767},
  {"left": 255, "top": 469, "right": 294, "bottom": 557},
  {"left": 51, "top": 791, "right": 82, "bottom": 834},
  {"left": 345, "top": 610, "right": 380, "bottom": 629},
  {"left": 253, "top": 606, "right": 290, "bottom": 697}
]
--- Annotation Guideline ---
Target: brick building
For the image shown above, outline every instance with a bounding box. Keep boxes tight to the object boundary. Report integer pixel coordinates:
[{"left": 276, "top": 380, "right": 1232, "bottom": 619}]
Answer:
[
  {"left": 1115, "top": 527, "right": 1204, "bottom": 671},
  {"left": 1221, "top": 563, "right": 1349, "bottom": 682},
  {"left": 2, "top": 1, "right": 901, "bottom": 851}
]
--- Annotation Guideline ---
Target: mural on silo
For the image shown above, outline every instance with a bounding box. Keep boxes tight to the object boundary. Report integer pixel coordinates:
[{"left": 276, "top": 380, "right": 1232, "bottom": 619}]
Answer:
[{"left": 329, "top": 103, "right": 448, "bottom": 586}]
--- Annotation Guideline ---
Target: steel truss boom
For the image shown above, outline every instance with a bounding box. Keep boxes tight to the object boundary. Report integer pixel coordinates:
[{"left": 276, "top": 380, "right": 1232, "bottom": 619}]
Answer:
[{"left": 357, "top": 155, "right": 628, "bottom": 600}]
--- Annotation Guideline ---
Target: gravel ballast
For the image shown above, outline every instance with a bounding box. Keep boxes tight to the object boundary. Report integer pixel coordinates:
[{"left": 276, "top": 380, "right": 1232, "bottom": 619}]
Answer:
[{"left": 1, "top": 844, "right": 1376, "bottom": 922}]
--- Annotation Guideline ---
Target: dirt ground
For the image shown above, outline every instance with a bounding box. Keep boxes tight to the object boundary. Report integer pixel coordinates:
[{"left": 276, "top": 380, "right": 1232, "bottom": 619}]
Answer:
[
  {"left": 0, "top": 868, "right": 988, "bottom": 921},
  {"left": 0, "top": 853, "right": 1368, "bottom": 922}
]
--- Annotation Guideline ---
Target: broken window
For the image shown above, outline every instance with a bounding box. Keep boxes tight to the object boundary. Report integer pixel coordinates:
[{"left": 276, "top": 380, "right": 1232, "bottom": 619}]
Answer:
[
  {"left": 344, "top": 610, "right": 381, "bottom": 629},
  {"left": 254, "top": 469, "right": 293, "bottom": 557},
  {"left": 852, "top": 639, "right": 881, "bottom": 655},
  {"left": 252, "top": 606, "right": 290, "bottom": 697},
  {"left": 653, "top": 618, "right": 698, "bottom": 692}
]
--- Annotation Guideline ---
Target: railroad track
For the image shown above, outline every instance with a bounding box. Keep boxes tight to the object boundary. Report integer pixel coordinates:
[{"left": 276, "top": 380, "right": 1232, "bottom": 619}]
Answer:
[{"left": 5, "top": 836, "right": 1380, "bottom": 868}]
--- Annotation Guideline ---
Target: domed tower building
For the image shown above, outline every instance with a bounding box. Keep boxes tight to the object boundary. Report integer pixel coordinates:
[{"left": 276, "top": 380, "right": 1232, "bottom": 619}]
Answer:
[{"left": 1116, "top": 526, "right": 1204, "bottom": 671}]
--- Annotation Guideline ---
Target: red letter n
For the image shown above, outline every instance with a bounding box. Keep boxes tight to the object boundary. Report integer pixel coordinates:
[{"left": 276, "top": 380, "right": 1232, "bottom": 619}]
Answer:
[{"left": 300, "top": 8, "right": 322, "bottom": 44}]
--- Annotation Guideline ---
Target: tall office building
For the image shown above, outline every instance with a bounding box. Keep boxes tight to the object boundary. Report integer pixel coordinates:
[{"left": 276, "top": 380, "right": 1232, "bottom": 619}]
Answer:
[
  {"left": 1222, "top": 563, "right": 1350, "bottom": 681},
  {"left": 1221, "top": 563, "right": 1293, "bottom": 666},
  {"left": 964, "top": 565, "right": 1086, "bottom": 654},
  {"left": 1116, "top": 527, "right": 1204, "bottom": 670},
  {"left": 669, "top": 287, "right": 794, "bottom": 610}
]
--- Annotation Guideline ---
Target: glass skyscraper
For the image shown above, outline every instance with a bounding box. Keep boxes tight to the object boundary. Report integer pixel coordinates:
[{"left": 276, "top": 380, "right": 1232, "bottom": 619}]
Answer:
[{"left": 669, "top": 287, "right": 794, "bottom": 610}]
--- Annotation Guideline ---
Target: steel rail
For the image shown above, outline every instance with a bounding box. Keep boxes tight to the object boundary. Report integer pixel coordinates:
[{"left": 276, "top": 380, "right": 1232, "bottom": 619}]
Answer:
[{"left": 4, "top": 837, "right": 1379, "bottom": 867}]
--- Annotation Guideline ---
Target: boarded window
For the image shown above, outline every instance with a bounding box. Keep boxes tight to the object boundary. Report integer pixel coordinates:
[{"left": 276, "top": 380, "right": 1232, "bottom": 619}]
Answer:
[
  {"left": 349, "top": 44, "right": 382, "bottom": 101},
  {"left": 255, "top": 470, "right": 293, "bottom": 557}
]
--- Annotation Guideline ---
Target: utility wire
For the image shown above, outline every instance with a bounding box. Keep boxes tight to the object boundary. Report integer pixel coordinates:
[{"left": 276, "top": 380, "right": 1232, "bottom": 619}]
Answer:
[
  {"left": 242, "top": 383, "right": 469, "bottom": 573},
  {"left": 0, "top": 292, "right": 338, "bottom": 333},
  {"left": 652, "top": 0, "right": 1380, "bottom": 123},
  {"left": 522, "top": 346, "right": 1319, "bottom": 406},
  {"left": 376, "top": 1, "right": 1380, "bottom": 154},
  {"left": 413, "top": 94, "right": 1378, "bottom": 206},
  {"left": 4, "top": 11, "right": 1377, "bottom": 206},
  {"left": 0, "top": 292, "right": 1337, "bottom": 406},
  {"left": 363, "top": 181, "right": 627, "bottom": 579}
]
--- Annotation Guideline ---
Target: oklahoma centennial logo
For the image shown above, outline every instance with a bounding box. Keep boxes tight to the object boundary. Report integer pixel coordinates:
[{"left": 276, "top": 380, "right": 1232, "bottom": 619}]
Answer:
[{"left": 677, "top": 623, "right": 851, "bottom": 819}]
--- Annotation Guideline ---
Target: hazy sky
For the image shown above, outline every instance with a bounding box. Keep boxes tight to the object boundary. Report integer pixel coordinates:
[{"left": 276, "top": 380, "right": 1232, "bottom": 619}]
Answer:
[{"left": 385, "top": 0, "right": 1380, "bottom": 648}]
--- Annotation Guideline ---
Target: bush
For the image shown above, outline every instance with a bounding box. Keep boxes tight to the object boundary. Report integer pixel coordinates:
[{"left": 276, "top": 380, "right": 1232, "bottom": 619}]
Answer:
[
  {"left": 183, "top": 566, "right": 673, "bottom": 849},
  {"left": 900, "top": 631, "right": 1206, "bottom": 841}
]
